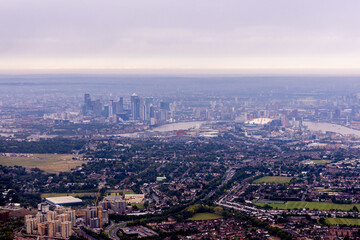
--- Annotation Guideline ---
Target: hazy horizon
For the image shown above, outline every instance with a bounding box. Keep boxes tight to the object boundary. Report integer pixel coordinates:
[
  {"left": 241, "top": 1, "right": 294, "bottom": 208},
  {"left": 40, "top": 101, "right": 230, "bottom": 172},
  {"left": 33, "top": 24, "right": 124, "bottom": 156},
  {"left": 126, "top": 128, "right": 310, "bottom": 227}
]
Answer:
[{"left": 1, "top": 0, "right": 360, "bottom": 72}]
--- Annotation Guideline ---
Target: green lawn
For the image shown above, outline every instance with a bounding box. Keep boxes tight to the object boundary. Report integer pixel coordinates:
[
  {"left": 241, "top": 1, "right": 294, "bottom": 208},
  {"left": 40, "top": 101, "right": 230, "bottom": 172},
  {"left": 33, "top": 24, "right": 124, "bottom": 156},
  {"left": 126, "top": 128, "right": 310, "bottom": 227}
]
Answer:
[
  {"left": 311, "top": 160, "right": 332, "bottom": 164},
  {"left": 130, "top": 203, "right": 144, "bottom": 210},
  {"left": 255, "top": 201, "right": 360, "bottom": 210},
  {"left": 254, "top": 176, "right": 292, "bottom": 184},
  {"left": 326, "top": 218, "right": 360, "bottom": 226},
  {"left": 124, "top": 190, "right": 135, "bottom": 194},
  {"left": 189, "top": 213, "right": 223, "bottom": 221}
]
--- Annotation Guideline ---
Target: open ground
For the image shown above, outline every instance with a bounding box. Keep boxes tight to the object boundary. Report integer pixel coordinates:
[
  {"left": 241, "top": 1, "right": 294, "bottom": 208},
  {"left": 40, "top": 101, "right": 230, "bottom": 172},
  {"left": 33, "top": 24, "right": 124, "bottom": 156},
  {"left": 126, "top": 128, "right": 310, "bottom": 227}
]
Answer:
[
  {"left": 0, "top": 154, "right": 85, "bottom": 173},
  {"left": 254, "top": 176, "right": 293, "bottom": 184},
  {"left": 189, "top": 213, "right": 223, "bottom": 221},
  {"left": 326, "top": 218, "right": 360, "bottom": 226},
  {"left": 255, "top": 201, "right": 360, "bottom": 211}
]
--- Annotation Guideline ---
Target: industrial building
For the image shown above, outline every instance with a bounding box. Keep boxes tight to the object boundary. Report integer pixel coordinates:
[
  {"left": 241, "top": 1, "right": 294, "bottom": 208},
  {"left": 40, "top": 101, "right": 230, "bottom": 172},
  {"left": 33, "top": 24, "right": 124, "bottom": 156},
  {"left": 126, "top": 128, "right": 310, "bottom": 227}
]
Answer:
[{"left": 45, "top": 196, "right": 82, "bottom": 206}]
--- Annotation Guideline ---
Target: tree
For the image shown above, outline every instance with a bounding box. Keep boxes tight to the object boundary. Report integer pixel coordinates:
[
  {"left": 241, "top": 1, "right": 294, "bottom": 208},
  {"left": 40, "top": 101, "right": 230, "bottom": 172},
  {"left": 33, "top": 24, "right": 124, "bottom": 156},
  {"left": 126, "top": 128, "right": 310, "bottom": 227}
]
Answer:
[
  {"left": 353, "top": 206, "right": 359, "bottom": 212},
  {"left": 214, "top": 206, "right": 223, "bottom": 215}
]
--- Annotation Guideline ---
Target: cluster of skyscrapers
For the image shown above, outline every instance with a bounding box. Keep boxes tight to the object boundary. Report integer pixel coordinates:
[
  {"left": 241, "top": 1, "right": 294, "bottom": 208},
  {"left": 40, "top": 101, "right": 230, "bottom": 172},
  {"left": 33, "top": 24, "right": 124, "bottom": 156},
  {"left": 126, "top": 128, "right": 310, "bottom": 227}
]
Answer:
[
  {"left": 25, "top": 205, "right": 75, "bottom": 239},
  {"left": 83, "top": 93, "right": 123, "bottom": 118},
  {"left": 83, "top": 93, "right": 170, "bottom": 124}
]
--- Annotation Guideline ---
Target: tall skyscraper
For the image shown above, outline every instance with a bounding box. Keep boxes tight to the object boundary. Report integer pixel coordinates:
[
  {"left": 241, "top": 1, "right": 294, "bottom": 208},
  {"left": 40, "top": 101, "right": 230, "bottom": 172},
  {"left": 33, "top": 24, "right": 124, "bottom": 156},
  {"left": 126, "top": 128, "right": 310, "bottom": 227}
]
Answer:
[
  {"left": 112, "top": 97, "right": 123, "bottom": 114},
  {"left": 84, "top": 93, "right": 91, "bottom": 106},
  {"left": 140, "top": 98, "right": 146, "bottom": 121},
  {"left": 144, "top": 97, "right": 153, "bottom": 121},
  {"left": 83, "top": 93, "right": 92, "bottom": 115},
  {"left": 131, "top": 93, "right": 140, "bottom": 120},
  {"left": 160, "top": 101, "right": 170, "bottom": 121},
  {"left": 93, "top": 99, "right": 102, "bottom": 117}
]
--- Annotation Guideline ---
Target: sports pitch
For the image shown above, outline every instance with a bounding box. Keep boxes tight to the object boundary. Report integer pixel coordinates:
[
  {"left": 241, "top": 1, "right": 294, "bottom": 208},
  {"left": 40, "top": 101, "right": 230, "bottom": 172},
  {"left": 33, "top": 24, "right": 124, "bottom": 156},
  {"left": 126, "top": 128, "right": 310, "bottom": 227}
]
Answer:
[
  {"left": 255, "top": 201, "right": 360, "bottom": 210},
  {"left": 254, "top": 176, "right": 293, "bottom": 184},
  {"left": 0, "top": 154, "right": 85, "bottom": 173}
]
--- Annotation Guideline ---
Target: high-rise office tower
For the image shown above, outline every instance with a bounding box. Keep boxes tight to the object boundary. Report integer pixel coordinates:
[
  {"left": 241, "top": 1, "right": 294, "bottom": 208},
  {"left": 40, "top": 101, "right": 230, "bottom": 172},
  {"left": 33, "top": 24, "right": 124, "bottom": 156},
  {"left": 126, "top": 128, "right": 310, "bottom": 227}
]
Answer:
[
  {"left": 131, "top": 93, "right": 140, "bottom": 120},
  {"left": 104, "top": 105, "right": 112, "bottom": 118},
  {"left": 93, "top": 99, "right": 102, "bottom": 117},
  {"left": 160, "top": 101, "right": 170, "bottom": 121},
  {"left": 140, "top": 98, "right": 146, "bottom": 121},
  {"left": 160, "top": 102, "right": 170, "bottom": 111},
  {"left": 112, "top": 98, "right": 123, "bottom": 114},
  {"left": 144, "top": 98, "right": 153, "bottom": 121},
  {"left": 84, "top": 93, "right": 91, "bottom": 106},
  {"left": 83, "top": 93, "right": 92, "bottom": 115}
]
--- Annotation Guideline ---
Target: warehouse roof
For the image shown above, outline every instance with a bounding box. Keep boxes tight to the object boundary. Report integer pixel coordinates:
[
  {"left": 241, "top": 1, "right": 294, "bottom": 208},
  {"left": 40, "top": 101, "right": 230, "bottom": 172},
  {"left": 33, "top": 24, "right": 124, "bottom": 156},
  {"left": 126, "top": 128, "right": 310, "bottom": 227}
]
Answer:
[{"left": 45, "top": 196, "right": 82, "bottom": 205}]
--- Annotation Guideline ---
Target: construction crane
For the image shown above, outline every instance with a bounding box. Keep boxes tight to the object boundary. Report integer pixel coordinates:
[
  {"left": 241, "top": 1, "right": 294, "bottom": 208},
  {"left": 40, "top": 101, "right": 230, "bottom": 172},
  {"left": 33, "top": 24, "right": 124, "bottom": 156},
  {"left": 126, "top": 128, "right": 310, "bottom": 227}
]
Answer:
[{"left": 94, "top": 188, "right": 102, "bottom": 229}]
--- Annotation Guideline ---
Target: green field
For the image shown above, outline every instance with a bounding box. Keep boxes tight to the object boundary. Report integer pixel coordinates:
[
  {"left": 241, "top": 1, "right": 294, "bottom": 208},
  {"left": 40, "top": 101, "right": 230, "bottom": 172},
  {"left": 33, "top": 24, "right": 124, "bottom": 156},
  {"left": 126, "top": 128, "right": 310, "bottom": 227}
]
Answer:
[
  {"left": 255, "top": 199, "right": 285, "bottom": 204},
  {"left": 128, "top": 203, "right": 145, "bottom": 210},
  {"left": 311, "top": 160, "right": 332, "bottom": 164},
  {"left": 41, "top": 192, "right": 97, "bottom": 198},
  {"left": 326, "top": 218, "right": 360, "bottom": 226},
  {"left": 255, "top": 201, "right": 360, "bottom": 210},
  {"left": 189, "top": 213, "right": 223, "bottom": 221},
  {"left": 124, "top": 190, "right": 135, "bottom": 194},
  {"left": 0, "top": 154, "right": 85, "bottom": 173},
  {"left": 254, "top": 176, "right": 293, "bottom": 184}
]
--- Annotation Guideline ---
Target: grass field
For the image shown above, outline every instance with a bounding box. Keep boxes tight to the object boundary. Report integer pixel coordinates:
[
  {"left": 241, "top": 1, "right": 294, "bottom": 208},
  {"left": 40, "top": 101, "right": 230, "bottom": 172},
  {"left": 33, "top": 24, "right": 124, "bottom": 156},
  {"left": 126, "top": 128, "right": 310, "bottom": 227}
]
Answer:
[
  {"left": 255, "top": 199, "right": 285, "bottom": 204},
  {"left": 189, "top": 213, "right": 223, "bottom": 221},
  {"left": 254, "top": 176, "right": 293, "bottom": 184},
  {"left": 326, "top": 218, "right": 360, "bottom": 226},
  {"left": 255, "top": 201, "right": 360, "bottom": 210},
  {"left": 124, "top": 190, "right": 135, "bottom": 194},
  {"left": 41, "top": 192, "right": 97, "bottom": 198},
  {"left": 0, "top": 154, "right": 85, "bottom": 173},
  {"left": 311, "top": 160, "right": 332, "bottom": 164},
  {"left": 130, "top": 203, "right": 145, "bottom": 210}
]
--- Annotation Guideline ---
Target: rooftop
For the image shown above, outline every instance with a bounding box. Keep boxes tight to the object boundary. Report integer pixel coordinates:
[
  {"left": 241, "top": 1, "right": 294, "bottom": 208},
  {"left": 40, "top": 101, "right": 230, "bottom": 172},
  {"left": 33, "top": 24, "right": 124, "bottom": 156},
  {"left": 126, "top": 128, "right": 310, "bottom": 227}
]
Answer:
[{"left": 45, "top": 196, "right": 82, "bottom": 205}]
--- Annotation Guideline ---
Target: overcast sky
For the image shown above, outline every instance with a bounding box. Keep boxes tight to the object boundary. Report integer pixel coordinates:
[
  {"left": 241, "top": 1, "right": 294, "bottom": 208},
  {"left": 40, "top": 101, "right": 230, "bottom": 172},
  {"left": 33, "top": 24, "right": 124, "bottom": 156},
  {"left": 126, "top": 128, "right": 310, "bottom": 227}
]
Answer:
[{"left": 1, "top": 0, "right": 360, "bottom": 73}]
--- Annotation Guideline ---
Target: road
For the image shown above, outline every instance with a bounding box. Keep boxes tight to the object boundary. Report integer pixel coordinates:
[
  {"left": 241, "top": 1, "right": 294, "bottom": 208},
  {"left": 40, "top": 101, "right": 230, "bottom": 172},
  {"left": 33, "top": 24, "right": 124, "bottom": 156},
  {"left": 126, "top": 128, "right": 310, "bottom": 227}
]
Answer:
[
  {"left": 106, "top": 221, "right": 127, "bottom": 240},
  {"left": 202, "top": 166, "right": 236, "bottom": 201}
]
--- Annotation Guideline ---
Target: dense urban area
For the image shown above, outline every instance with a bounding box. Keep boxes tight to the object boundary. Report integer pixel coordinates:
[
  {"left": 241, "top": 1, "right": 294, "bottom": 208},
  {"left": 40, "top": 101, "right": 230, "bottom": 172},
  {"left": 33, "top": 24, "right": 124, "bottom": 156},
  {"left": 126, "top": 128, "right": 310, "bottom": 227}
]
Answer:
[{"left": 2, "top": 76, "right": 360, "bottom": 239}]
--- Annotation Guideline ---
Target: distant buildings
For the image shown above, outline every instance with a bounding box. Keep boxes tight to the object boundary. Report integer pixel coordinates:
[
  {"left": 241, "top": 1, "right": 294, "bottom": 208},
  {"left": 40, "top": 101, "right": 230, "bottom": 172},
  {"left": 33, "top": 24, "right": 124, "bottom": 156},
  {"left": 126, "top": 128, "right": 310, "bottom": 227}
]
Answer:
[
  {"left": 131, "top": 93, "right": 141, "bottom": 120},
  {"left": 83, "top": 93, "right": 170, "bottom": 124}
]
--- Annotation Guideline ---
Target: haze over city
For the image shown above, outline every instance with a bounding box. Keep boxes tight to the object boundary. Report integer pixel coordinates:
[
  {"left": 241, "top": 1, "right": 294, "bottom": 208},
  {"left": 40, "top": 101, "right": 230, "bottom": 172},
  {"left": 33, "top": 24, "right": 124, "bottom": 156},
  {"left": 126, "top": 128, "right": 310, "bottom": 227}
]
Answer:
[
  {"left": 2, "top": 1, "right": 360, "bottom": 240},
  {"left": 1, "top": 0, "right": 360, "bottom": 73}
]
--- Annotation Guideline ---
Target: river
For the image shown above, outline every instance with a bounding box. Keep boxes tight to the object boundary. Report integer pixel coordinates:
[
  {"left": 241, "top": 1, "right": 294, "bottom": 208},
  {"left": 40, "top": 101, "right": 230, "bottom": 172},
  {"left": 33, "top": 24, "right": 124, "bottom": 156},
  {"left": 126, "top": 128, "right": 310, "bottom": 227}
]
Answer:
[
  {"left": 303, "top": 121, "right": 360, "bottom": 137},
  {"left": 149, "top": 121, "right": 204, "bottom": 132}
]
